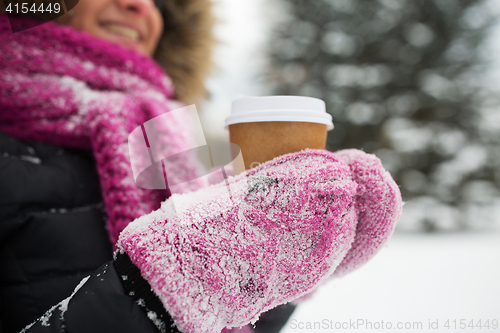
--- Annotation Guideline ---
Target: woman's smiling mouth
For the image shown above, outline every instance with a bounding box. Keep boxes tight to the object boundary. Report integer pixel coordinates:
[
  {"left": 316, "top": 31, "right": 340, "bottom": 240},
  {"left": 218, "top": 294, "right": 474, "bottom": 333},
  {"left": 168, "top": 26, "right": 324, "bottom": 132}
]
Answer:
[{"left": 100, "top": 22, "right": 142, "bottom": 42}]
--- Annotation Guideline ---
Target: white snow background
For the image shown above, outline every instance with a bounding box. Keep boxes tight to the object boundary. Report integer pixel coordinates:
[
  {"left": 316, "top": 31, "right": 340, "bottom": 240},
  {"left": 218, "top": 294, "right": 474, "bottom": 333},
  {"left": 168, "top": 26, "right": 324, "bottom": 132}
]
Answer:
[
  {"left": 200, "top": 1, "right": 500, "bottom": 332},
  {"left": 280, "top": 231, "right": 500, "bottom": 333}
]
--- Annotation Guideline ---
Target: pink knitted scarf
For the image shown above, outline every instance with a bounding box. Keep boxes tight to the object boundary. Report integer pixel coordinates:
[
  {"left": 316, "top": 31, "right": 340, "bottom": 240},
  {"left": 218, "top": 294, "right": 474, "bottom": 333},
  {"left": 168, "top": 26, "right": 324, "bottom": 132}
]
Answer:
[{"left": 0, "top": 15, "right": 205, "bottom": 245}]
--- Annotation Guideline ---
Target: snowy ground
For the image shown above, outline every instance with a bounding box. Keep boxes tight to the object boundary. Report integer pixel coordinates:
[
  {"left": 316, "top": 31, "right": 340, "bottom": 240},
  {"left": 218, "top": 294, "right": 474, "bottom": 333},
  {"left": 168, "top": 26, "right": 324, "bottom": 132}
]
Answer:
[{"left": 279, "top": 231, "right": 500, "bottom": 333}]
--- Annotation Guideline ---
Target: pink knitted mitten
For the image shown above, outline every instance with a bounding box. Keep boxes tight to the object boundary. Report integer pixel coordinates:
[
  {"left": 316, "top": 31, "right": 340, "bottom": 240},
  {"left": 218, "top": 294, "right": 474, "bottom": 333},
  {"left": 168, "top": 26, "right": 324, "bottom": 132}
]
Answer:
[
  {"left": 291, "top": 149, "right": 402, "bottom": 304},
  {"left": 117, "top": 149, "right": 363, "bottom": 333},
  {"left": 330, "top": 149, "right": 403, "bottom": 277}
]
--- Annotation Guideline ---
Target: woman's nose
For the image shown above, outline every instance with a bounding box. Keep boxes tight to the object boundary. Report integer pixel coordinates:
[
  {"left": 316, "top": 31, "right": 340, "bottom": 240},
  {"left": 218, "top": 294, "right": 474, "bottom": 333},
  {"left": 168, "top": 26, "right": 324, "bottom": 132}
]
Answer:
[{"left": 116, "top": 0, "right": 156, "bottom": 16}]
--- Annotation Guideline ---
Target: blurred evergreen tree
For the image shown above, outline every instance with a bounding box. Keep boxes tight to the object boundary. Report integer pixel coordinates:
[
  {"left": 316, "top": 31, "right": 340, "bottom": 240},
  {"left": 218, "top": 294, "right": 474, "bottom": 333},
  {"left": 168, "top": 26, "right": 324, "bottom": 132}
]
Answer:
[{"left": 266, "top": 0, "right": 500, "bottom": 231}]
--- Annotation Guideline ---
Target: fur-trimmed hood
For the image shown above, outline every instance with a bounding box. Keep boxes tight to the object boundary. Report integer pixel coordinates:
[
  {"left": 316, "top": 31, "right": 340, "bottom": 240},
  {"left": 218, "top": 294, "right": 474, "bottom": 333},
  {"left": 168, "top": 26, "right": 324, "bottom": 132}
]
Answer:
[{"left": 154, "top": 0, "right": 217, "bottom": 105}]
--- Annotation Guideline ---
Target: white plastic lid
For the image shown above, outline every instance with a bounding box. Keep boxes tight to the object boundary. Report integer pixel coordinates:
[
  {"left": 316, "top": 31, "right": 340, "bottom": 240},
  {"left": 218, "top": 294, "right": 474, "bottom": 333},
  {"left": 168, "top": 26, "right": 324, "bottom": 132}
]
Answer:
[{"left": 225, "top": 95, "right": 334, "bottom": 131}]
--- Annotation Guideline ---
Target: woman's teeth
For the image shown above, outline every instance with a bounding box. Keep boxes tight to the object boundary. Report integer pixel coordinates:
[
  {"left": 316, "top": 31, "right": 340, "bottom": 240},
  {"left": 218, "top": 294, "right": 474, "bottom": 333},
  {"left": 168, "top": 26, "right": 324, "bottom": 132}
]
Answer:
[{"left": 102, "top": 24, "right": 140, "bottom": 41}]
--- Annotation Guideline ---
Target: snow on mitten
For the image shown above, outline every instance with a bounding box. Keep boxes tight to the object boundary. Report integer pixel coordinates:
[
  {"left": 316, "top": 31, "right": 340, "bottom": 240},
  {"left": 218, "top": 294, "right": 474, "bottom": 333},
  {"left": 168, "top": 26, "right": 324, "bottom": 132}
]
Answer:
[
  {"left": 291, "top": 149, "right": 402, "bottom": 304},
  {"left": 116, "top": 149, "right": 361, "bottom": 333},
  {"left": 330, "top": 149, "right": 402, "bottom": 277},
  {"left": 221, "top": 326, "right": 253, "bottom": 333}
]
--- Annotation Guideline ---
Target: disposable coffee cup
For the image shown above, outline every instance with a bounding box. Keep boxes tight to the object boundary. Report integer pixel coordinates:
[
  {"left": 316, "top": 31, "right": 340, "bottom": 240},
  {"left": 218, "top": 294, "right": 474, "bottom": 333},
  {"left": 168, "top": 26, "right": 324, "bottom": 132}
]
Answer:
[{"left": 225, "top": 96, "right": 334, "bottom": 175}]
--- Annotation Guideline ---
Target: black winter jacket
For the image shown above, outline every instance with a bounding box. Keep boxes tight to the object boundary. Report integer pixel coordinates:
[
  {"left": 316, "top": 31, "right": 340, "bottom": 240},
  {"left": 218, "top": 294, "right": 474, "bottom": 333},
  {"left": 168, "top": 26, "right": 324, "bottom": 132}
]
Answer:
[
  {"left": 0, "top": 130, "right": 113, "bottom": 333},
  {"left": 0, "top": 130, "right": 295, "bottom": 333}
]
